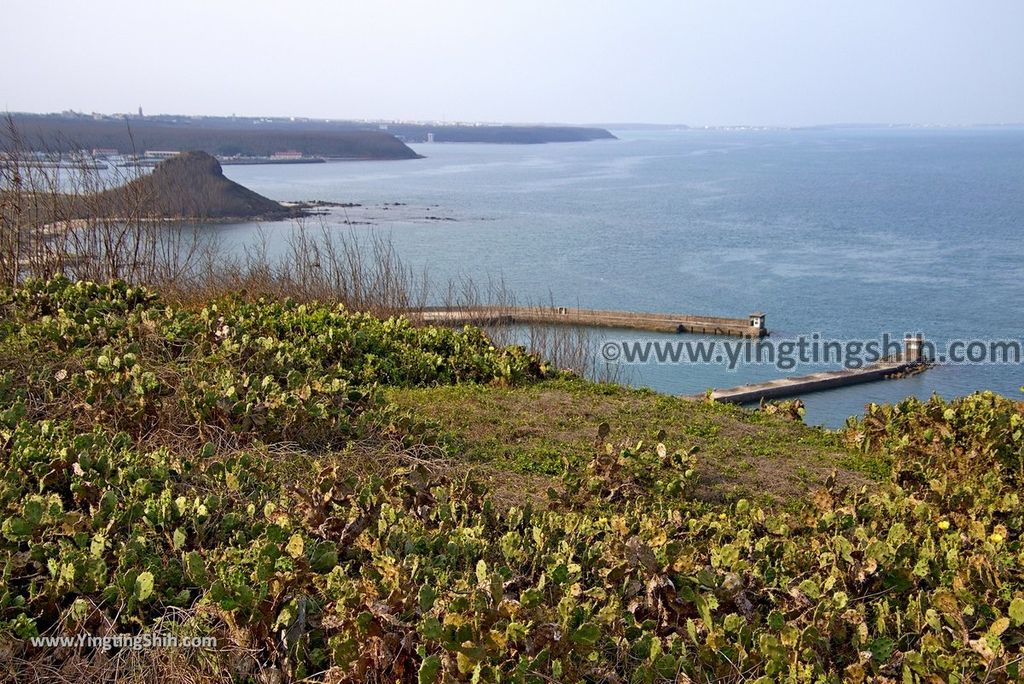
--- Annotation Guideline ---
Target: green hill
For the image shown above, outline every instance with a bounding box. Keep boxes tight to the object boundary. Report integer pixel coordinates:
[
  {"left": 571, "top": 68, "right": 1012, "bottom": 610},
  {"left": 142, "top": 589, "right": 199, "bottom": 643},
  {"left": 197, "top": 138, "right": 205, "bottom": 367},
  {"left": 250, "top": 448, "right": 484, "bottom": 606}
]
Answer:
[{"left": 88, "top": 151, "right": 299, "bottom": 221}]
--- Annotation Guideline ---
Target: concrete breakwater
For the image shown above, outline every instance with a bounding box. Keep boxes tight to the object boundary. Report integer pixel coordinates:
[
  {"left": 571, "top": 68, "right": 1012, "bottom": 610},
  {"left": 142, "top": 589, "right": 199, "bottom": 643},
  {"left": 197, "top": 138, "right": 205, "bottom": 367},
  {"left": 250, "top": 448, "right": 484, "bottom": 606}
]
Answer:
[
  {"left": 706, "top": 337, "right": 930, "bottom": 404},
  {"left": 417, "top": 306, "right": 931, "bottom": 403},
  {"left": 417, "top": 306, "right": 768, "bottom": 338}
]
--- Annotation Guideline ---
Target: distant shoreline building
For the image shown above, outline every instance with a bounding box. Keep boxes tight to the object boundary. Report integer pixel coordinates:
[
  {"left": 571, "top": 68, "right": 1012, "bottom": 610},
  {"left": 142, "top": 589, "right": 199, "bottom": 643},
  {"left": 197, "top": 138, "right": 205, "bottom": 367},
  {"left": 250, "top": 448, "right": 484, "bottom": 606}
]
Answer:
[{"left": 270, "top": 150, "right": 303, "bottom": 160}]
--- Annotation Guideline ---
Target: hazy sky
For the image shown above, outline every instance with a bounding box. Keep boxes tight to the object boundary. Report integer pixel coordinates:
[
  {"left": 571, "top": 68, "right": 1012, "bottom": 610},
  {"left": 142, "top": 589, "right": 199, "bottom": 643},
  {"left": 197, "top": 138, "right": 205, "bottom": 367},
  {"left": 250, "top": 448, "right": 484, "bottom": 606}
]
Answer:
[{"left": 3, "top": 0, "right": 1022, "bottom": 126}]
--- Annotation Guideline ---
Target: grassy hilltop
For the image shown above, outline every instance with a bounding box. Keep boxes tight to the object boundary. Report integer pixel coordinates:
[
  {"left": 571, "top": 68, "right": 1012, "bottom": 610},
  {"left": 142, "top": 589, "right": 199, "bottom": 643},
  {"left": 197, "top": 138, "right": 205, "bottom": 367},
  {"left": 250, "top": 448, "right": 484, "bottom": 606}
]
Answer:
[
  {"left": 86, "top": 151, "right": 302, "bottom": 222},
  {"left": 0, "top": 278, "right": 1022, "bottom": 682},
  {"left": 4, "top": 151, "right": 303, "bottom": 229}
]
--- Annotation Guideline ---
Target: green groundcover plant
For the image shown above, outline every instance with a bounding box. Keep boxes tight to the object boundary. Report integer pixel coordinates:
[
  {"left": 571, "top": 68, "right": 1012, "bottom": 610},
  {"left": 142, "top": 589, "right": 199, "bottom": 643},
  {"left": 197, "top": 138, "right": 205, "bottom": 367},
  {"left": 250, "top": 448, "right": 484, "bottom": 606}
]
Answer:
[{"left": 0, "top": 279, "right": 1021, "bottom": 682}]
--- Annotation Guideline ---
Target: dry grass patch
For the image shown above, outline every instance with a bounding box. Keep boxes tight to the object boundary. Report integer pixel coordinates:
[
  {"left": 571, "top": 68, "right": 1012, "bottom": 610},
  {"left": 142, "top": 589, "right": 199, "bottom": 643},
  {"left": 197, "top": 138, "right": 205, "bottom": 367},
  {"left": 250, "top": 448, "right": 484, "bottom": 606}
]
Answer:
[{"left": 389, "top": 378, "right": 876, "bottom": 505}]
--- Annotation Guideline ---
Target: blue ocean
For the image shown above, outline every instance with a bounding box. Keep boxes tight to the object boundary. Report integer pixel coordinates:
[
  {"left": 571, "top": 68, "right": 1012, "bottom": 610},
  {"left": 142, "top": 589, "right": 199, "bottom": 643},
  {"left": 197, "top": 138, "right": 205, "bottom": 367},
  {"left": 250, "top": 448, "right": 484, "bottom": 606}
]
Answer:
[{"left": 216, "top": 128, "right": 1024, "bottom": 426}]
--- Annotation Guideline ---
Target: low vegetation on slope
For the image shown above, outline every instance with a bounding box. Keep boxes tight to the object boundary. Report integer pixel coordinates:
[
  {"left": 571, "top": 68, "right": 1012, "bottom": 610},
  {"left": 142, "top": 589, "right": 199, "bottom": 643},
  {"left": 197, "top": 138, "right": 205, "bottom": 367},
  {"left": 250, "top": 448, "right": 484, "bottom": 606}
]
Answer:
[
  {"left": 387, "top": 382, "right": 877, "bottom": 505},
  {"left": 0, "top": 278, "right": 1022, "bottom": 683}
]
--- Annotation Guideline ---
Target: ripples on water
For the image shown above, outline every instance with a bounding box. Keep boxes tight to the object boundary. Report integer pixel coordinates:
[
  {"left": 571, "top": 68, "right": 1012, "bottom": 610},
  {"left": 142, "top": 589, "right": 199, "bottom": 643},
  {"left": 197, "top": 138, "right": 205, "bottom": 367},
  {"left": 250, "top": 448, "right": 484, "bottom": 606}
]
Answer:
[{"left": 219, "top": 128, "right": 1024, "bottom": 426}]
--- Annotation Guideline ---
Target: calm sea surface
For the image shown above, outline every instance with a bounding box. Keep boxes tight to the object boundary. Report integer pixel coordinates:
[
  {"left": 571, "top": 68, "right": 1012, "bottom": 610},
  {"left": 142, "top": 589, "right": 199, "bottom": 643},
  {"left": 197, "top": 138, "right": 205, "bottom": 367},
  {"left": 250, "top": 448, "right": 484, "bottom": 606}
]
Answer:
[{"left": 217, "top": 128, "right": 1024, "bottom": 426}]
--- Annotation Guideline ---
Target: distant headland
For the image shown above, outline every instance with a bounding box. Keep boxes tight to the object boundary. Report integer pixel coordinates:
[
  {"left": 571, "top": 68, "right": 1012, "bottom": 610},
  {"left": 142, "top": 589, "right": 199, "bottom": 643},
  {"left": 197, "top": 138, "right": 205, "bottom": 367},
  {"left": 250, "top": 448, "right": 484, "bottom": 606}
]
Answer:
[
  {"left": 376, "top": 122, "right": 616, "bottom": 144},
  {"left": 8, "top": 113, "right": 420, "bottom": 161},
  {"left": 112, "top": 151, "right": 301, "bottom": 220},
  {"left": 5, "top": 112, "right": 617, "bottom": 161}
]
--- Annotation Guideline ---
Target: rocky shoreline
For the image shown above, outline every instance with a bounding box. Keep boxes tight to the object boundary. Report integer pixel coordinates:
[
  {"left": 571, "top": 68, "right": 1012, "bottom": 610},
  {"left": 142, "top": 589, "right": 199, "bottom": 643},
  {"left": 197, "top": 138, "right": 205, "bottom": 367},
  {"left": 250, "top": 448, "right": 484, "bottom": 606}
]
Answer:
[{"left": 283, "top": 200, "right": 464, "bottom": 225}]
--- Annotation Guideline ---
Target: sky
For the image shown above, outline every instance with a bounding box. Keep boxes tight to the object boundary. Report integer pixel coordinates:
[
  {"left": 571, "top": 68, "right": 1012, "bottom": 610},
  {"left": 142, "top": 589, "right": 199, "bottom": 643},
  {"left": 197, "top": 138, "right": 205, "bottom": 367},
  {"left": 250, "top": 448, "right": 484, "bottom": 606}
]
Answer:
[{"left": 2, "top": 0, "right": 1022, "bottom": 127}]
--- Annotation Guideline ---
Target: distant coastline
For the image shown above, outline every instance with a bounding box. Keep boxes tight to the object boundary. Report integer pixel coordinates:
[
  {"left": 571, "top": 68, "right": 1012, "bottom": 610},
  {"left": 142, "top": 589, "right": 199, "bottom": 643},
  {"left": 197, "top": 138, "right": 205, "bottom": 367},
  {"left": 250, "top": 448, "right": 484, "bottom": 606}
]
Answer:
[
  {"left": 6, "top": 113, "right": 420, "bottom": 161},
  {"left": 218, "top": 156, "right": 326, "bottom": 165},
  {"left": 380, "top": 122, "right": 616, "bottom": 144},
  {"left": 4, "top": 112, "right": 617, "bottom": 160}
]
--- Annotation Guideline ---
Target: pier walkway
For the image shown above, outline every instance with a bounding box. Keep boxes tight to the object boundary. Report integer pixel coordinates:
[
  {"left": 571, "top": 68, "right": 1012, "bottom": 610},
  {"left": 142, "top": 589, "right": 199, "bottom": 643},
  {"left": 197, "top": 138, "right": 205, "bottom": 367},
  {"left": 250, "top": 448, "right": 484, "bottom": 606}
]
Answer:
[
  {"left": 706, "top": 352, "right": 927, "bottom": 404},
  {"left": 418, "top": 306, "right": 930, "bottom": 403},
  {"left": 417, "top": 306, "right": 768, "bottom": 338}
]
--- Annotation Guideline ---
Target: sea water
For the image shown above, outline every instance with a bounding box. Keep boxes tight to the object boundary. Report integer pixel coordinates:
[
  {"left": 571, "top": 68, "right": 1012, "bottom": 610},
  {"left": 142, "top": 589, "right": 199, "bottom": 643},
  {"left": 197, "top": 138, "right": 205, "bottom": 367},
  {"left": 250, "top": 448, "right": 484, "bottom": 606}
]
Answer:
[{"left": 217, "top": 128, "right": 1024, "bottom": 426}]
